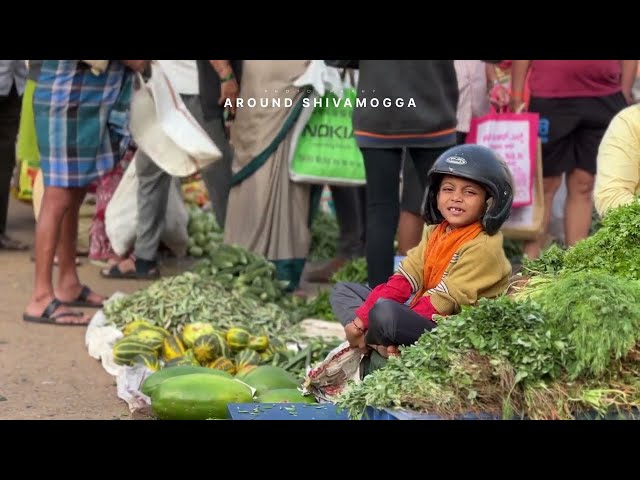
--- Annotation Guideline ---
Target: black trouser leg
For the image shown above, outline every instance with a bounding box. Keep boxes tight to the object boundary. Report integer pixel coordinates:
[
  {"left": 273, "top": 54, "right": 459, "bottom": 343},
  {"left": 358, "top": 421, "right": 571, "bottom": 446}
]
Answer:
[
  {"left": 361, "top": 148, "right": 403, "bottom": 287},
  {"left": 365, "top": 299, "right": 437, "bottom": 346},
  {"left": 330, "top": 185, "right": 367, "bottom": 258},
  {"left": 362, "top": 147, "right": 449, "bottom": 287},
  {"left": 0, "top": 84, "right": 21, "bottom": 234}
]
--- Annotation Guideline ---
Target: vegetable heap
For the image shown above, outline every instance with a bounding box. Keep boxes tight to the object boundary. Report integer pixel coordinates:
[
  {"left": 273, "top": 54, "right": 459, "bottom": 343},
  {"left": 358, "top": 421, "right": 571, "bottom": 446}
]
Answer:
[{"left": 338, "top": 199, "right": 640, "bottom": 420}]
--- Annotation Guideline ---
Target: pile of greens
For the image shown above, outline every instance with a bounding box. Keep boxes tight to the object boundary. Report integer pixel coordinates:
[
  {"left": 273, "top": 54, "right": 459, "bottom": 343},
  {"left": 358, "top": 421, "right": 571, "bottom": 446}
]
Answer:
[
  {"left": 523, "top": 200, "right": 640, "bottom": 279},
  {"left": 103, "top": 272, "right": 342, "bottom": 378},
  {"left": 338, "top": 271, "right": 640, "bottom": 420},
  {"left": 522, "top": 244, "right": 567, "bottom": 276},
  {"left": 309, "top": 211, "right": 339, "bottom": 261},
  {"left": 298, "top": 289, "right": 336, "bottom": 322},
  {"left": 186, "top": 207, "right": 223, "bottom": 258},
  {"left": 331, "top": 257, "right": 368, "bottom": 284},
  {"left": 502, "top": 238, "right": 524, "bottom": 262},
  {"left": 104, "top": 272, "right": 295, "bottom": 338}
]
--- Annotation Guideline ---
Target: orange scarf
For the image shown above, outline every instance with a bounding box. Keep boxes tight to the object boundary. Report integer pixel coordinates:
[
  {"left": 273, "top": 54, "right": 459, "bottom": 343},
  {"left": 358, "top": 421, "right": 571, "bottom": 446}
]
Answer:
[{"left": 410, "top": 221, "right": 483, "bottom": 307}]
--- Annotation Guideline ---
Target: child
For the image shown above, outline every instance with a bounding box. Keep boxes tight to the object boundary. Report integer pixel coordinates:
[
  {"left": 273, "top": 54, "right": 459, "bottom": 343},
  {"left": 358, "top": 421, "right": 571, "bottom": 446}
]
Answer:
[{"left": 330, "top": 144, "right": 514, "bottom": 358}]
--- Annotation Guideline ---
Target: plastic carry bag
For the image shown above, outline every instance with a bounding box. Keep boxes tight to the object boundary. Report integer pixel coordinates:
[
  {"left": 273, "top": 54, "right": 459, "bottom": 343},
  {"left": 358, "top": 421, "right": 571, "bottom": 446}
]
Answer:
[
  {"left": 129, "top": 62, "right": 221, "bottom": 178},
  {"left": 289, "top": 68, "right": 365, "bottom": 186},
  {"left": 104, "top": 153, "right": 189, "bottom": 257}
]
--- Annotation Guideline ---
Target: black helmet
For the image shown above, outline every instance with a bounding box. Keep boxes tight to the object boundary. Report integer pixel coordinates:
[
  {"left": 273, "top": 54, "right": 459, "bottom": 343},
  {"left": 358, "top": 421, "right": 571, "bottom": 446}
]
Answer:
[{"left": 421, "top": 144, "right": 514, "bottom": 235}]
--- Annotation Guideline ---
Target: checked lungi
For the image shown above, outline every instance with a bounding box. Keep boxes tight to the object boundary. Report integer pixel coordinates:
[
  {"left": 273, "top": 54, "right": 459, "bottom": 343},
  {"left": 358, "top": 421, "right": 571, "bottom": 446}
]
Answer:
[{"left": 34, "top": 60, "right": 133, "bottom": 188}]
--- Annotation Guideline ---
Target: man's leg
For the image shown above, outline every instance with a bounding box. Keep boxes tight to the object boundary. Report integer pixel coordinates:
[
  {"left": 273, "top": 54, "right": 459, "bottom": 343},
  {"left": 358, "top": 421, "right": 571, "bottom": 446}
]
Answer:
[
  {"left": 305, "top": 185, "right": 365, "bottom": 283},
  {"left": 564, "top": 95, "right": 626, "bottom": 247},
  {"left": 24, "top": 186, "right": 87, "bottom": 324},
  {"left": 564, "top": 168, "right": 595, "bottom": 247},
  {"left": 199, "top": 115, "right": 233, "bottom": 229},
  {"left": 54, "top": 187, "right": 105, "bottom": 303},
  {"left": 362, "top": 148, "right": 404, "bottom": 287},
  {"left": 134, "top": 148, "right": 171, "bottom": 264},
  {"left": 398, "top": 150, "right": 426, "bottom": 255},
  {"left": 523, "top": 175, "right": 562, "bottom": 259},
  {"left": 103, "top": 149, "right": 171, "bottom": 277},
  {"left": 332, "top": 185, "right": 367, "bottom": 260},
  {"left": 181, "top": 94, "right": 233, "bottom": 228}
]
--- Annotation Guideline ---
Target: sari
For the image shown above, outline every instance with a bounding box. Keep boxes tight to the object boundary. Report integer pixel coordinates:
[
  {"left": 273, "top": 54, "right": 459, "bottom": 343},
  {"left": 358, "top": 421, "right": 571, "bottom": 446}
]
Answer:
[{"left": 224, "top": 60, "right": 312, "bottom": 290}]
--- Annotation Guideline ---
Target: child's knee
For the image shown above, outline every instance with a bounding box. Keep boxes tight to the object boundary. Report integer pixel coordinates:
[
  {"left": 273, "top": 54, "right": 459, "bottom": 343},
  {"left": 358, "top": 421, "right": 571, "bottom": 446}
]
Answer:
[
  {"left": 329, "top": 282, "right": 350, "bottom": 309},
  {"left": 368, "top": 300, "right": 399, "bottom": 335}
]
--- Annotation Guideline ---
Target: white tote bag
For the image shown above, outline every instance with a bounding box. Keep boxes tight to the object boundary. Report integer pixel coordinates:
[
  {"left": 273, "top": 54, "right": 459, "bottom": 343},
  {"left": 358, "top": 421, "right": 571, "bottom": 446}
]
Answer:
[
  {"left": 105, "top": 155, "right": 189, "bottom": 258},
  {"left": 128, "top": 63, "right": 222, "bottom": 178}
]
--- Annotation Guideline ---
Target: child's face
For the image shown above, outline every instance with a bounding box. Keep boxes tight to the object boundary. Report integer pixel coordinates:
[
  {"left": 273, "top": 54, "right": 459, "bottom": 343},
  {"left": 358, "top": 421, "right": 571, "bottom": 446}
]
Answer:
[{"left": 436, "top": 175, "right": 488, "bottom": 229}]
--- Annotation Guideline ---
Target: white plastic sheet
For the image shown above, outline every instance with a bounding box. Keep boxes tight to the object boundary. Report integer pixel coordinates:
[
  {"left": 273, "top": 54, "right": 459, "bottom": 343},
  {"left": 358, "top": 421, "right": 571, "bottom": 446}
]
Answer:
[{"left": 85, "top": 293, "right": 153, "bottom": 412}]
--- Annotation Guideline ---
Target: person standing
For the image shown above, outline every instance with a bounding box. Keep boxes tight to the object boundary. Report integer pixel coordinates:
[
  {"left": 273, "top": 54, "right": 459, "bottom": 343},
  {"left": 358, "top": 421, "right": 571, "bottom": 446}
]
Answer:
[
  {"left": 0, "top": 60, "right": 28, "bottom": 250},
  {"left": 23, "top": 60, "right": 146, "bottom": 325},
  {"left": 196, "top": 60, "right": 242, "bottom": 229},
  {"left": 103, "top": 60, "right": 205, "bottom": 279},
  {"left": 326, "top": 61, "right": 459, "bottom": 288},
  {"left": 509, "top": 60, "right": 637, "bottom": 258},
  {"left": 397, "top": 61, "right": 496, "bottom": 258},
  {"left": 224, "top": 60, "right": 312, "bottom": 293}
]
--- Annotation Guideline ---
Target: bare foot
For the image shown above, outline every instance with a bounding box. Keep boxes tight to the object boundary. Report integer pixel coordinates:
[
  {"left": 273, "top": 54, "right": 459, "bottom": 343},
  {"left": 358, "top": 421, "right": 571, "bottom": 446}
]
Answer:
[
  {"left": 23, "top": 296, "right": 89, "bottom": 325},
  {"left": 110, "top": 257, "right": 136, "bottom": 272},
  {"left": 387, "top": 345, "right": 401, "bottom": 357},
  {"left": 107, "top": 255, "right": 129, "bottom": 267},
  {"left": 100, "top": 257, "right": 160, "bottom": 280},
  {"left": 370, "top": 345, "right": 390, "bottom": 358}
]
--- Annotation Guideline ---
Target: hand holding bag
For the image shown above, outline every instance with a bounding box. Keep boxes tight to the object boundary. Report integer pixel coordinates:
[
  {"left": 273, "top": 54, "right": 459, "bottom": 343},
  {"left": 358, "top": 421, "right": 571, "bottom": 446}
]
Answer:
[{"left": 128, "top": 62, "right": 222, "bottom": 178}]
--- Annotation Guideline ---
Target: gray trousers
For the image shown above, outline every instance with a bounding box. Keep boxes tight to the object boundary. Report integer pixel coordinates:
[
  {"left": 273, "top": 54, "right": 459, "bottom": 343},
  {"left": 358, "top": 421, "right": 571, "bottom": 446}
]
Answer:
[
  {"left": 330, "top": 281, "right": 372, "bottom": 327},
  {"left": 133, "top": 146, "right": 173, "bottom": 261},
  {"left": 134, "top": 94, "right": 212, "bottom": 260}
]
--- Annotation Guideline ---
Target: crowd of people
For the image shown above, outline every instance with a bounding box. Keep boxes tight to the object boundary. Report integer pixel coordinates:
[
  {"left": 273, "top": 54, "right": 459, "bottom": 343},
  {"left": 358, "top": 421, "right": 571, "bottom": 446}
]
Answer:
[{"left": 1, "top": 60, "right": 638, "bottom": 363}]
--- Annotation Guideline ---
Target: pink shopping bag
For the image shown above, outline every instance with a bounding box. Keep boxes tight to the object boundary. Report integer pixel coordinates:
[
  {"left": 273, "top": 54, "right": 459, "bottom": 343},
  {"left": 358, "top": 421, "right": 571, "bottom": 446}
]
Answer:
[{"left": 466, "top": 112, "right": 539, "bottom": 208}]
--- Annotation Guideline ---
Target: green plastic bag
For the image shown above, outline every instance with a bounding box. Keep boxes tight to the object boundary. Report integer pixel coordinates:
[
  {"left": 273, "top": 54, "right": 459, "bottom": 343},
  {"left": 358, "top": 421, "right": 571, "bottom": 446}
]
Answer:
[
  {"left": 15, "top": 79, "right": 40, "bottom": 202},
  {"left": 289, "top": 89, "right": 365, "bottom": 186}
]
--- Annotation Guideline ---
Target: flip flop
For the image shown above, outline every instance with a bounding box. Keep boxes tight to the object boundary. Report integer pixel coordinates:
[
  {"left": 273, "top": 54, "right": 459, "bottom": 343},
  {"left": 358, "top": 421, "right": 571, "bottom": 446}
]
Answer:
[
  {"left": 23, "top": 298, "right": 87, "bottom": 326},
  {"left": 100, "top": 263, "right": 160, "bottom": 280},
  {"left": 61, "top": 285, "right": 104, "bottom": 308}
]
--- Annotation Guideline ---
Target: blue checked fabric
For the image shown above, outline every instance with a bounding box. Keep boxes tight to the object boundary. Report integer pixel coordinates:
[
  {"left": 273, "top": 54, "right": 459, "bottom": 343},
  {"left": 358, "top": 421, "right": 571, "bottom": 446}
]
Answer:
[{"left": 34, "top": 60, "right": 134, "bottom": 187}]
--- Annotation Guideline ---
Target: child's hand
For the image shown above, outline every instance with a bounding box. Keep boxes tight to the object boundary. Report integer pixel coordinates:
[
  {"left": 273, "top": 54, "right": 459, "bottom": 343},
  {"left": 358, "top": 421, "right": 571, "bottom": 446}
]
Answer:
[
  {"left": 368, "top": 345, "right": 400, "bottom": 359},
  {"left": 344, "top": 318, "right": 366, "bottom": 349}
]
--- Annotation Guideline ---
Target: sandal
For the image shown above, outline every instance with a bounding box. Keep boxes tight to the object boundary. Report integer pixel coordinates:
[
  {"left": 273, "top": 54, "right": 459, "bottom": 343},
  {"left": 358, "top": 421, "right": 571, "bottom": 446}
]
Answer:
[
  {"left": 61, "top": 285, "right": 104, "bottom": 308},
  {"left": 23, "top": 298, "right": 87, "bottom": 326},
  {"left": 100, "top": 260, "right": 160, "bottom": 280}
]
